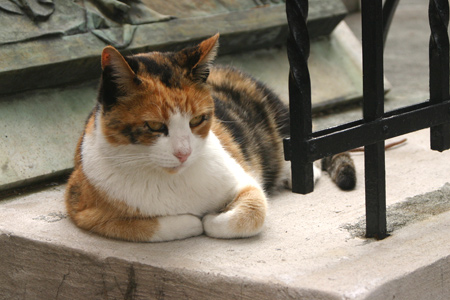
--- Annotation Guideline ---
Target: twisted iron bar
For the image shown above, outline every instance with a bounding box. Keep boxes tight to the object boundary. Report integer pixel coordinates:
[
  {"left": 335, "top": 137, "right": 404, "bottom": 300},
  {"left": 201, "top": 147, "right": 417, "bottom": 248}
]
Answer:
[
  {"left": 429, "top": 0, "right": 450, "bottom": 151},
  {"left": 382, "top": 0, "right": 400, "bottom": 48},
  {"left": 286, "top": 0, "right": 310, "bottom": 76},
  {"left": 286, "top": 0, "right": 310, "bottom": 99},
  {"left": 285, "top": 0, "right": 313, "bottom": 194},
  {"left": 429, "top": 0, "right": 449, "bottom": 47}
]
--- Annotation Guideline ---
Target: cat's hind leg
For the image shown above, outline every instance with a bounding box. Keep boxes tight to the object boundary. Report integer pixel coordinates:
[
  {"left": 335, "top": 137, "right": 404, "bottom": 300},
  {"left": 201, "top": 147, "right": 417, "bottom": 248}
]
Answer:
[{"left": 203, "top": 185, "right": 267, "bottom": 239}]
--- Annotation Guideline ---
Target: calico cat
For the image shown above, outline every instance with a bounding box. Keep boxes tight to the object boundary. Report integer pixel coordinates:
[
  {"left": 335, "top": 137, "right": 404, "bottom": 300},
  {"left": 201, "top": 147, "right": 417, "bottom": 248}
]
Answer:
[{"left": 65, "top": 34, "right": 356, "bottom": 242}]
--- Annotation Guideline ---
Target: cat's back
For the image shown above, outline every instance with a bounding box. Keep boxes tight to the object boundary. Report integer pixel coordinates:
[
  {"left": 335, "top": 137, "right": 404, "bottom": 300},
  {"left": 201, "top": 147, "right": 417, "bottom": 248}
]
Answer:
[
  {"left": 208, "top": 66, "right": 289, "bottom": 135},
  {"left": 207, "top": 66, "right": 290, "bottom": 192}
]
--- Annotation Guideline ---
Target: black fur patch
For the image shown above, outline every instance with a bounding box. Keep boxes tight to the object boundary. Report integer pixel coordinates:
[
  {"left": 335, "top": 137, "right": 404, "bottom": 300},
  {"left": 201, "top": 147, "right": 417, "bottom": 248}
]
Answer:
[
  {"left": 178, "top": 45, "right": 212, "bottom": 82},
  {"left": 125, "top": 57, "right": 140, "bottom": 74},
  {"left": 98, "top": 66, "right": 123, "bottom": 111},
  {"left": 255, "top": 81, "right": 290, "bottom": 137},
  {"left": 180, "top": 45, "right": 202, "bottom": 70},
  {"left": 335, "top": 166, "right": 357, "bottom": 190},
  {"left": 135, "top": 56, "right": 179, "bottom": 88},
  {"left": 213, "top": 97, "right": 252, "bottom": 162},
  {"left": 322, "top": 154, "right": 357, "bottom": 190},
  {"left": 121, "top": 125, "right": 139, "bottom": 144},
  {"left": 213, "top": 84, "right": 273, "bottom": 134}
]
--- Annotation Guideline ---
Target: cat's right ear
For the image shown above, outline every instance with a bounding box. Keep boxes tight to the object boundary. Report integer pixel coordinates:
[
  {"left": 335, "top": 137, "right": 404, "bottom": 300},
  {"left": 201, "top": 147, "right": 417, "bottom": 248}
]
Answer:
[{"left": 99, "top": 46, "right": 139, "bottom": 110}]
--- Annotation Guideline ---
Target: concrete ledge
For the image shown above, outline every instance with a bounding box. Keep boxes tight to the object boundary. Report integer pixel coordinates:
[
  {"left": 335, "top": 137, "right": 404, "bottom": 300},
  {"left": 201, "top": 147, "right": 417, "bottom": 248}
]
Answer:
[{"left": 1, "top": 129, "right": 449, "bottom": 299}]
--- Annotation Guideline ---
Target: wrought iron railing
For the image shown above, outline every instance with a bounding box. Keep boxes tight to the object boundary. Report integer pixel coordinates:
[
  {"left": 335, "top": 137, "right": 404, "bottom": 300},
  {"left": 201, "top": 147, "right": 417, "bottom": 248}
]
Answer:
[{"left": 283, "top": 0, "right": 450, "bottom": 239}]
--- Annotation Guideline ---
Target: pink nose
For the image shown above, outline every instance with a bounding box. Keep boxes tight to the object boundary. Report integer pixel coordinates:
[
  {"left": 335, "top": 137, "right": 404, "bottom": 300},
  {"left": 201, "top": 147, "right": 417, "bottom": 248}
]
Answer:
[{"left": 174, "top": 151, "right": 191, "bottom": 163}]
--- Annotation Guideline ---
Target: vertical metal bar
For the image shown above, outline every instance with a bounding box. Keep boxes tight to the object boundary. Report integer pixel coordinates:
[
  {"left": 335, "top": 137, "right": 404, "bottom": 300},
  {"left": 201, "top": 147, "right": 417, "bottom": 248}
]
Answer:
[
  {"left": 285, "top": 0, "right": 314, "bottom": 194},
  {"left": 361, "top": 0, "right": 388, "bottom": 239},
  {"left": 429, "top": 0, "right": 450, "bottom": 152},
  {"left": 383, "top": 0, "right": 401, "bottom": 48}
]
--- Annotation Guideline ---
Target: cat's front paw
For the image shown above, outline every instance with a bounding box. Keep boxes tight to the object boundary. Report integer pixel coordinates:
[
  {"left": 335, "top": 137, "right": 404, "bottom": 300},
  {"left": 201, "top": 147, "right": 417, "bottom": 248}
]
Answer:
[
  {"left": 152, "top": 214, "right": 203, "bottom": 242},
  {"left": 203, "top": 211, "right": 263, "bottom": 239},
  {"left": 203, "top": 213, "right": 230, "bottom": 238}
]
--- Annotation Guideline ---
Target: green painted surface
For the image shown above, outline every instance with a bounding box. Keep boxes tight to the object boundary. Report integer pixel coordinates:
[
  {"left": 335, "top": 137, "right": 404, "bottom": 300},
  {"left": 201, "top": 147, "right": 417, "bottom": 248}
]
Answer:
[{"left": 0, "top": 82, "right": 97, "bottom": 190}]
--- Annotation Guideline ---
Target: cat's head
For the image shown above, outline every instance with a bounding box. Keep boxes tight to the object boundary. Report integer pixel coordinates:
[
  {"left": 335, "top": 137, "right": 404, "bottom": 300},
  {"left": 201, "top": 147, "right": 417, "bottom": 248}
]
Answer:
[{"left": 96, "top": 34, "right": 219, "bottom": 173}]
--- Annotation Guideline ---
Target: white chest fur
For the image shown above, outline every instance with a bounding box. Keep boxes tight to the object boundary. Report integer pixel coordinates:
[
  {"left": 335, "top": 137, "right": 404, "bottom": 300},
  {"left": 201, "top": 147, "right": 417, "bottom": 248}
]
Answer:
[{"left": 81, "top": 127, "right": 257, "bottom": 217}]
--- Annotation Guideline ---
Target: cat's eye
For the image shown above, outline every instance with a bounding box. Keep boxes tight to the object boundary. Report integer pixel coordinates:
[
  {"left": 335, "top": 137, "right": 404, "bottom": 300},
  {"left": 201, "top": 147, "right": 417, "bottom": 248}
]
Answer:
[
  {"left": 145, "top": 121, "right": 166, "bottom": 133},
  {"left": 189, "top": 115, "right": 206, "bottom": 128}
]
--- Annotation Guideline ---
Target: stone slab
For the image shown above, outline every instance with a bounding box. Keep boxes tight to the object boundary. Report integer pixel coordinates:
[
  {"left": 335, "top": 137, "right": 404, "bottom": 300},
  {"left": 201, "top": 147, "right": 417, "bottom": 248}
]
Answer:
[
  {"left": 1, "top": 128, "right": 449, "bottom": 299},
  {"left": 0, "top": 0, "right": 347, "bottom": 95}
]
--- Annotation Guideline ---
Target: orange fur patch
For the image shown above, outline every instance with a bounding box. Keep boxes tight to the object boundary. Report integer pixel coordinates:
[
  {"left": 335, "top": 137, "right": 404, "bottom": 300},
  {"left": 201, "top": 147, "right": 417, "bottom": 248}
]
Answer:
[
  {"left": 226, "top": 186, "right": 267, "bottom": 234},
  {"left": 193, "top": 33, "right": 219, "bottom": 69},
  {"left": 65, "top": 168, "right": 160, "bottom": 242},
  {"left": 100, "top": 71, "right": 214, "bottom": 146}
]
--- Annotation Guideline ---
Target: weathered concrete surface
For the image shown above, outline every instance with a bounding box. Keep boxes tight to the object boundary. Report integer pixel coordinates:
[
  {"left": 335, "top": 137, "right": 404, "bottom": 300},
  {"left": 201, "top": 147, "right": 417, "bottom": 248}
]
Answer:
[{"left": 0, "top": 129, "right": 450, "bottom": 300}]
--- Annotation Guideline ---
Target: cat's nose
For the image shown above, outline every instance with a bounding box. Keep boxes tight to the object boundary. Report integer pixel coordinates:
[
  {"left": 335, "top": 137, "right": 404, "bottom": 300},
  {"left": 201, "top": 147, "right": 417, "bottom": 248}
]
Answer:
[{"left": 174, "top": 150, "right": 191, "bottom": 163}]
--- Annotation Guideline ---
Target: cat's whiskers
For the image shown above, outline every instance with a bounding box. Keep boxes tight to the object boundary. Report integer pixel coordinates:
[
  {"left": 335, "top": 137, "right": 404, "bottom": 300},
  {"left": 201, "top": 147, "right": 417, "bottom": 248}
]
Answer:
[
  {"left": 102, "top": 153, "right": 155, "bottom": 166},
  {"left": 102, "top": 156, "right": 150, "bottom": 163}
]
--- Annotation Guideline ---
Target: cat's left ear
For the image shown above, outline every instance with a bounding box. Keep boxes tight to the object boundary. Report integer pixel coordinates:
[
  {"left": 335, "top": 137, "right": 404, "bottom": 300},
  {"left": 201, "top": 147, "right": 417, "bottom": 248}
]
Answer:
[
  {"left": 182, "top": 33, "right": 219, "bottom": 83},
  {"left": 101, "top": 46, "right": 137, "bottom": 86}
]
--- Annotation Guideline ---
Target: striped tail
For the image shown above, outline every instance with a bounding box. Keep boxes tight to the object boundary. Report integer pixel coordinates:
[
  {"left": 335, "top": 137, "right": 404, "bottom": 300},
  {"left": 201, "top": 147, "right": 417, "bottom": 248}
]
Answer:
[{"left": 321, "top": 153, "right": 356, "bottom": 190}]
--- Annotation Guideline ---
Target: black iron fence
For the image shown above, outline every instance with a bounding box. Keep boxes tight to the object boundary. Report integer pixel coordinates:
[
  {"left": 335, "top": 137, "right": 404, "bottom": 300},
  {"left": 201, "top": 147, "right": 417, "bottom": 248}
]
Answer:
[{"left": 283, "top": 0, "right": 450, "bottom": 239}]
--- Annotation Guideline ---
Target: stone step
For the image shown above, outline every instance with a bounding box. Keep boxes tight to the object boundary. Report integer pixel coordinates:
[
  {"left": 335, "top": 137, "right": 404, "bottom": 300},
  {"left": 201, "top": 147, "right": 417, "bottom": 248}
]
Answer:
[{"left": 1, "top": 128, "right": 449, "bottom": 299}]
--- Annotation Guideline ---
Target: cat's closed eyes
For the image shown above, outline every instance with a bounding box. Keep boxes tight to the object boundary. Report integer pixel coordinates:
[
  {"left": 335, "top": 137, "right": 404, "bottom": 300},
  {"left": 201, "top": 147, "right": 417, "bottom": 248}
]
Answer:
[{"left": 65, "top": 34, "right": 356, "bottom": 242}]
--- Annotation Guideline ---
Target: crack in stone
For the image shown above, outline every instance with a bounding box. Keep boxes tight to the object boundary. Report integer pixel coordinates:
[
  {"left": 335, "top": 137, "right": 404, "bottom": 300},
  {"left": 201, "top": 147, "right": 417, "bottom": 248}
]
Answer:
[
  {"left": 124, "top": 264, "right": 137, "bottom": 300},
  {"left": 55, "top": 270, "right": 70, "bottom": 299}
]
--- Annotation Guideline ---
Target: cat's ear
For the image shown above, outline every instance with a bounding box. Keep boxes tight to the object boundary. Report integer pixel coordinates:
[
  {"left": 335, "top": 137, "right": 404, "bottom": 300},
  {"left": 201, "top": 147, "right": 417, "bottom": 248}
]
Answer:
[
  {"left": 101, "top": 46, "right": 136, "bottom": 85},
  {"left": 181, "top": 33, "right": 219, "bottom": 83},
  {"left": 99, "top": 46, "right": 140, "bottom": 109}
]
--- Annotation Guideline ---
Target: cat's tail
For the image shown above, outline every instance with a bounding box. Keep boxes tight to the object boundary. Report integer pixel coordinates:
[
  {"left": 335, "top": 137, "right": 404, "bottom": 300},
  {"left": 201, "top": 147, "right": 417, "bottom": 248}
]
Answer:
[{"left": 321, "top": 153, "right": 356, "bottom": 190}]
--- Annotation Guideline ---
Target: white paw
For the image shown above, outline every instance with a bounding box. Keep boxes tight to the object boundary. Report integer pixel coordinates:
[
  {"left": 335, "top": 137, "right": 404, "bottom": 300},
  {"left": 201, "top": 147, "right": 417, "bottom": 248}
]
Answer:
[
  {"left": 283, "top": 161, "right": 321, "bottom": 189},
  {"left": 313, "top": 163, "right": 322, "bottom": 184},
  {"left": 151, "top": 214, "right": 203, "bottom": 242},
  {"left": 203, "top": 211, "right": 263, "bottom": 239},
  {"left": 203, "top": 212, "right": 235, "bottom": 239}
]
